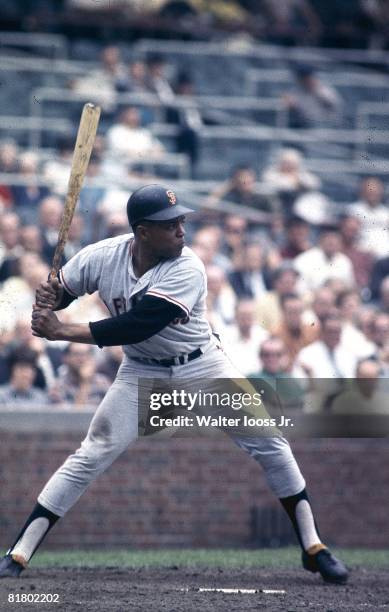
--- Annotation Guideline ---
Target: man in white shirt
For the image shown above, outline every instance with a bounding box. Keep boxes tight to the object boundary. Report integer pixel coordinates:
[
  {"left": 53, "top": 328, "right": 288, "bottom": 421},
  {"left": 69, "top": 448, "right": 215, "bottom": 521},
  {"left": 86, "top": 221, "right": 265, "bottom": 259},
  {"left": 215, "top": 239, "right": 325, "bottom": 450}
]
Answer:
[
  {"left": 350, "top": 177, "right": 389, "bottom": 258},
  {"left": 106, "top": 107, "right": 165, "bottom": 161},
  {"left": 294, "top": 226, "right": 355, "bottom": 292},
  {"left": 223, "top": 299, "right": 268, "bottom": 375}
]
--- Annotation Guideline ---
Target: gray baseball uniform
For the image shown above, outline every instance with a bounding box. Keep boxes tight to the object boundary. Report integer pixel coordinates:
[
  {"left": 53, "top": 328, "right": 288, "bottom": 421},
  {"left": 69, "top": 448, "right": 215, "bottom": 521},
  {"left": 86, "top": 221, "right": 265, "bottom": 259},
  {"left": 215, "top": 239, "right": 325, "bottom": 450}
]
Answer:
[{"left": 34, "top": 234, "right": 305, "bottom": 521}]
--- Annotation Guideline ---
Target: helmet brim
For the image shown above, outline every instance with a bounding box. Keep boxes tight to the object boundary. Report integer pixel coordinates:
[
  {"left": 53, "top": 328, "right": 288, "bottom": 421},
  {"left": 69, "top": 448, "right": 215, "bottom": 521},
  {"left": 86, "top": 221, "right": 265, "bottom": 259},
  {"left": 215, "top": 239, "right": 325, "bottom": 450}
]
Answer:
[{"left": 140, "top": 204, "right": 195, "bottom": 222}]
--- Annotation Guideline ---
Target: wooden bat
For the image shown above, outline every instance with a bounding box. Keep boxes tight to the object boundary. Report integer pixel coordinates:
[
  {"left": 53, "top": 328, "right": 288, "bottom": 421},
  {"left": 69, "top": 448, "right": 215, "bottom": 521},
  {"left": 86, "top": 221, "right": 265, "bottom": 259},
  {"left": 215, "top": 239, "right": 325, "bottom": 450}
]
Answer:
[{"left": 50, "top": 102, "right": 101, "bottom": 279}]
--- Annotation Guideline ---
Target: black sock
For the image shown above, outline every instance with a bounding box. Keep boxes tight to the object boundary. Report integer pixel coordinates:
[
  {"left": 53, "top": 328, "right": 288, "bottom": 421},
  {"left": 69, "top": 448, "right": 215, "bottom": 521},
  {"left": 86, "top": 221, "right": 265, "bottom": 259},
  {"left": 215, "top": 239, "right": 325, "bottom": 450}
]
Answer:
[
  {"left": 8, "top": 502, "right": 60, "bottom": 563},
  {"left": 279, "top": 488, "right": 323, "bottom": 552}
]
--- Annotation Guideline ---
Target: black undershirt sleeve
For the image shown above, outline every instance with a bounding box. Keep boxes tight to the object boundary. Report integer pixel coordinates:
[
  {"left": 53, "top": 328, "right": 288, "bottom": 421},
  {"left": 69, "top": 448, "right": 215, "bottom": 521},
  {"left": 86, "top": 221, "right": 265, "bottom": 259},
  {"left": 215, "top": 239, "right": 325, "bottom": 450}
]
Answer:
[
  {"left": 89, "top": 294, "right": 185, "bottom": 347},
  {"left": 52, "top": 273, "right": 77, "bottom": 310}
]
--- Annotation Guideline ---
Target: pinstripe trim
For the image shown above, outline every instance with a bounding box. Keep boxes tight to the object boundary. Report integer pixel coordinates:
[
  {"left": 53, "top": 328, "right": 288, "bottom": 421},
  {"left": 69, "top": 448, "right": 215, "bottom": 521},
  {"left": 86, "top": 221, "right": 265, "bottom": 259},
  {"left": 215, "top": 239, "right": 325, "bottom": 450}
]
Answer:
[
  {"left": 146, "top": 290, "right": 190, "bottom": 317},
  {"left": 59, "top": 269, "right": 79, "bottom": 298}
]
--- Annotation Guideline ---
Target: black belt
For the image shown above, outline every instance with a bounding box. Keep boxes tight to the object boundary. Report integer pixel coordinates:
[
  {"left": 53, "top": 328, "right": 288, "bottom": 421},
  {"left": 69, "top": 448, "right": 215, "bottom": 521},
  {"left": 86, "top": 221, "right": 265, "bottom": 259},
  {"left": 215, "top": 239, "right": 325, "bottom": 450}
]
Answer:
[{"left": 131, "top": 347, "right": 203, "bottom": 367}]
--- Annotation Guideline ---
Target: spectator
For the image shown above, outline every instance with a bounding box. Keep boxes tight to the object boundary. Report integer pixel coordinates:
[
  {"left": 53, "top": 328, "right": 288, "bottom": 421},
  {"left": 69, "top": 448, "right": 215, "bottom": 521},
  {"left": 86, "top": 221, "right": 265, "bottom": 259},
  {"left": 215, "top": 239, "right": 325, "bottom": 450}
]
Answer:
[
  {"left": 255, "top": 263, "right": 300, "bottom": 330},
  {"left": 205, "top": 264, "right": 236, "bottom": 329},
  {"left": 51, "top": 344, "right": 111, "bottom": 407},
  {"left": 336, "top": 289, "right": 375, "bottom": 359},
  {"left": 20, "top": 225, "right": 43, "bottom": 255},
  {"left": 223, "top": 299, "right": 268, "bottom": 375},
  {"left": 167, "top": 71, "right": 202, "bottom": 174},
  {"left": 350, "top": 177, "right": 389, "bottom": 258},
  {"left": 296, "top": 313, "right": 358, "bottom": 378},
  {"left": 70, "top": 45, "right": 126, "bottom": 112},
  {"left": 378, "top": 277, "right": 389, "bottom": 314},
  {"left": 262, "top": 0, "right": 322, "bottom": 45},
  {"left": 280, "top": 215, "right": 312, "bottom": 259},
  {"left": 145, "top": 53, "right": 175, "bottom": 103},
  {"left": 283, "top": 64, "right": 343, "bottom": 128},
  {"left": 38, "top": 196, "right": 64, "bottom": 265},
  {"left": 191, "top": 226, "right": 230, "bottom": 271},
  {"left": 0, "top": 253, "right": 49, "bottom": 333},
  {"left": 370, "top": 255, "right": 389, "bottom": 302},
  {"left": 106, "top": 107, "right": 165, "bottom": 162},
  {"left": 221, "top": 214, "right": 248, "bottom": 260},
  {"left": 228, "top": 243, "right": 267, "bottom": 299},
  {"left": 294, "top": 226, "right": 355, "bottom": 292},
  {"left": 272, "top": 293, "right": 318, "bottom": 364},
  {"left": 0, "top": 212, "right": 22, "bottom": 282},
  {"left": 0, "top": 348, "right": 48, "bottom": 407},
  {"left": 339, "top": 213, "right": 374, "bottom": 291},
  {"left": 262, "top": 148, "right": 320, "bottom": 215},
  {"left": 96, "top": 345, "right": 124, "bottom": 383},
  {"left": 331, "top": 359, "right": 389, "bottom": 415},
  {"left": 0, "top": 140, "right": 18, "bottom": 173},
  {"left": 125, "top": 60, "right": 148, "bottom": 93},
  {"left": 371, "top": 312, "right": 389, "bottom": 357},
  {"left": 207, "top": 165, "right": 275, "bottom": 215},
  {"left": 42, "top": 137, "right": 74, "bottom": 196},
  {"left": 11, "top": 152, "right": 50, "bottom": 220},
  {"left": 355, "top": 306, "right": 377, "bottom": 346}
]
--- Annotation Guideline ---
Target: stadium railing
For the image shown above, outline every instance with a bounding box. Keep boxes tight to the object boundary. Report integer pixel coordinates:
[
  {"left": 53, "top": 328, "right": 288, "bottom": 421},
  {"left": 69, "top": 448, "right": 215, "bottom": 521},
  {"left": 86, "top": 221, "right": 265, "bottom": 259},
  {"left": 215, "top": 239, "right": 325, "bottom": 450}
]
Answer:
[{"left": 0, "top": 31, "right": 68, "bottom": 59}]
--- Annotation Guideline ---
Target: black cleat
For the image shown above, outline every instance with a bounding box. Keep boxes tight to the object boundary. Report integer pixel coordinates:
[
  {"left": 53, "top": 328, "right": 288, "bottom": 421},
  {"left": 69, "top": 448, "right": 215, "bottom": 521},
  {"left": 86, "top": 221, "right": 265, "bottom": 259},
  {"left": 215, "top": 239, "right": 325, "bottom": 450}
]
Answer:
[
  {"left": 0, "top": 555, "right": 25, "bottom": 578},
  {"left": 302, "top": 548, "right": 349, "bottom": 584}
]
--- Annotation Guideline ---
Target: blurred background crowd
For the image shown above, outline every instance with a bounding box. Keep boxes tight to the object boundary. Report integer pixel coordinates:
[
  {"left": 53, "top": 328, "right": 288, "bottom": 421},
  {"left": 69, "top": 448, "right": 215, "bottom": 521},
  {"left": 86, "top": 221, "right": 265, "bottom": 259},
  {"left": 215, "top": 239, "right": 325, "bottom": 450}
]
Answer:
[{"left": 1, "top": 1, "right": 389, "bottom": 412}]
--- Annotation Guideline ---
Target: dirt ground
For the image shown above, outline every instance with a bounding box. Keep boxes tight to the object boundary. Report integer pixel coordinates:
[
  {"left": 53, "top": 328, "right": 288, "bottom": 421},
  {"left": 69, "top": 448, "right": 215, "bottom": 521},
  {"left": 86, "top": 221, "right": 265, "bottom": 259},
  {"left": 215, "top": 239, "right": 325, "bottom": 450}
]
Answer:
[{"left": 0, "top": 567, "right": 388, "bottom": 612}]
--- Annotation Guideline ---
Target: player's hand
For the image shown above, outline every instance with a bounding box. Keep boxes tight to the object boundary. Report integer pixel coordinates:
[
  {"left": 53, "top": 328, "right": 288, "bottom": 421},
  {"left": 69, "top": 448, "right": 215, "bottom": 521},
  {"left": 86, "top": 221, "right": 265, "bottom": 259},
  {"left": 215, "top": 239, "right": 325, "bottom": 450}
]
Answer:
[
  {"left": 35, "top": 278, "right": 63, "bottom": 310},
  {"left": 31, "top": 306, "right": 61, "bottom": 340}
]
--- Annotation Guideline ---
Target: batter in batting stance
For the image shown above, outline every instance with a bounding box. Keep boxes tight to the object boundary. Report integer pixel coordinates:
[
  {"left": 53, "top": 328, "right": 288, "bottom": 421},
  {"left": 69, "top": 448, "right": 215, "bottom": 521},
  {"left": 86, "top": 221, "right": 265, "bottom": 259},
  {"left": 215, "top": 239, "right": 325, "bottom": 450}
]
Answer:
[{"left": 0, "top": 185, "right": 348, "bottom": 583}]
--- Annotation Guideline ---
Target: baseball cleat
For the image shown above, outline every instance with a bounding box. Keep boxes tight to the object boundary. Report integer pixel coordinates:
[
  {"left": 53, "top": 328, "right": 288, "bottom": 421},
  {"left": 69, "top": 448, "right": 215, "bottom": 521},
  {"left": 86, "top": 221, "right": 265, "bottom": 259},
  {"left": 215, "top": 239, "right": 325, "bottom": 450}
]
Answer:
[
  {"left": 0, "top": 554, "right": 26, "bottom": 578},
  {"left": 302, "top": 548, "right": 349, "bottom": 584}
]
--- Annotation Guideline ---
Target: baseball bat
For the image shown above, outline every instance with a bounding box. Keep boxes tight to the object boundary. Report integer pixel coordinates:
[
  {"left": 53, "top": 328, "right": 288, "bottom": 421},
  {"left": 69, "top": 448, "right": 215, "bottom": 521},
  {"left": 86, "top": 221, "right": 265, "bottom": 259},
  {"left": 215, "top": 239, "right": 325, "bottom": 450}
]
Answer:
[{"left": 49, "top": 102, "right": 101, "bottom": 279}]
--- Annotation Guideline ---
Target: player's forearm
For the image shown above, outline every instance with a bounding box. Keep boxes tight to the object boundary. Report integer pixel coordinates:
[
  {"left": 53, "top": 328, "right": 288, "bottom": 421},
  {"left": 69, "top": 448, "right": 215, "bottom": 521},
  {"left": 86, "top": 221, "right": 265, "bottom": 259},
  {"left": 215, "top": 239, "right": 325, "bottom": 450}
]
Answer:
[{"left": 53, "top": 323, "right": 96, "bottom": 344}]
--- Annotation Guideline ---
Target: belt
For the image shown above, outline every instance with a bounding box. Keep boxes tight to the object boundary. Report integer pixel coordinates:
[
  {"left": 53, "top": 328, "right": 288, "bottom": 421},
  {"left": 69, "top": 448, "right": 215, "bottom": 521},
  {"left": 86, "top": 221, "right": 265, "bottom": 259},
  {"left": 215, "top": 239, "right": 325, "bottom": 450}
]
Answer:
[{"left": 131, "top": 347, "right": 203, "bottom": 367}]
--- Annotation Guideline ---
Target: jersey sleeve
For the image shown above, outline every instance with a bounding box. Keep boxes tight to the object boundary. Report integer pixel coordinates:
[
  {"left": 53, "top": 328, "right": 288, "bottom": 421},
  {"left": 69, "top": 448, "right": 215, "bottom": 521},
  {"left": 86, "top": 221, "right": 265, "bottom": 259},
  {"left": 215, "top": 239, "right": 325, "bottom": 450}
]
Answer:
[
  {"left": 59, "top": 244, "right": 101, "bottom": 297},
  {"left": 146, "top": 264, "right": 204, "bottom": 317}
]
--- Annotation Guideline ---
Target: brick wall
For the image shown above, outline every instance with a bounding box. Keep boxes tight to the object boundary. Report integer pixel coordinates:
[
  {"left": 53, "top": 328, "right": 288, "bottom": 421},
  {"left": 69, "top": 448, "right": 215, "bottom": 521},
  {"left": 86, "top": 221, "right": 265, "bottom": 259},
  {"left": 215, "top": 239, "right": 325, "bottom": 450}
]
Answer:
[{"left": 1, "top": 423, "right": 388, "bottom": 549}]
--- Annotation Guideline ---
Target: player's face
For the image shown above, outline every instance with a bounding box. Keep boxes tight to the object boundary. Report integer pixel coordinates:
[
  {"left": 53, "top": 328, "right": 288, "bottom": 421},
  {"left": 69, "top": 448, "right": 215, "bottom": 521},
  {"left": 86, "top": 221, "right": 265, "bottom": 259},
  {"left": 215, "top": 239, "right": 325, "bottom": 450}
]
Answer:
[{"left": 145, "top": 216, "right": 186, "bottom": 259}]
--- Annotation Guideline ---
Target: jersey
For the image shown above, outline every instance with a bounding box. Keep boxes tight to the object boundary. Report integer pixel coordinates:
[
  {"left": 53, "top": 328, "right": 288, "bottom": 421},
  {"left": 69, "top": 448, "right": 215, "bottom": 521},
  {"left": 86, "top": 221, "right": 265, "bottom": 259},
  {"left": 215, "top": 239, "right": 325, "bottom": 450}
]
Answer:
[{"left": 59, "top": 234, "right": 212, "bottom": 359}]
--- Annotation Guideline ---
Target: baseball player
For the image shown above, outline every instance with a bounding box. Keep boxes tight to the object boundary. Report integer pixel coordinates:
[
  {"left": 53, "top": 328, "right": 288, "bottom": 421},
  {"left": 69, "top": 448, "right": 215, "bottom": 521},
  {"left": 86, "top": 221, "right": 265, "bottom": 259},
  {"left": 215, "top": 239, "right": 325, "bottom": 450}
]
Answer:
[{"left": 0, "top": 185, "right": 348, "bottom": 584}]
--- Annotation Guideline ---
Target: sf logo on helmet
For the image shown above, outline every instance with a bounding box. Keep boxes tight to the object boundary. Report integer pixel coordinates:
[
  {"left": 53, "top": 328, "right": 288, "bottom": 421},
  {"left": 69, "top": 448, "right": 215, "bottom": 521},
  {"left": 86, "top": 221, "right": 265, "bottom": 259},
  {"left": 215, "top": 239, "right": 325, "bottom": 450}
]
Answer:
[{"left": 166, "top": 190, "right": 177, "bottom": 206}]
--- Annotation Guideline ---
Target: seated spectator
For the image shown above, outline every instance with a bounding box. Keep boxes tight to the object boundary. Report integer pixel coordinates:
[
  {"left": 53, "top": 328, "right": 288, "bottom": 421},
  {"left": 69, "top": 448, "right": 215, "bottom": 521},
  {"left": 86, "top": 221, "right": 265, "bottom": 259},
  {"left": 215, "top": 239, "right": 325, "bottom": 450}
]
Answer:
[
  {"left": 249, "top": 336, "right": 304, "bottom": 409},
  {"left": 283, "top": 64, "right": 343, "bottom": 128},
  {"left": 221, "top": 215, "right": 248, "bottom": 260},
  {"left": 50, "top": 344, "right": 111, "bottom": 407},
  {"left": 38, "top": 196, "right": 64, "bottom": 265},
  {"left": 272, "top": 293, "right": 318, "bottom": 364},
  {"left": 228, "top": 243, "right": 268, "bottom": 299},
  {"left": 106, "top": 106, "right": 165, "bottom": 163},
  {"left": 125, "top": 60, "right": 148, "bottom": 93},
  {"left": 11, "top": 152, "right": 50, "bottom": 220},
  {"left": 262, "top": 0, "right": 322, "bottom": 45},
  {"left": 0, "top": 348, "right": 48, "bottom": 407},
  {"left": 255, "top": 263, "right": 300, "bottom": 330},
  {"left": 207, "top": 165, "right": 275, "bottom": 215},
  {"left": 96, "top": 345, "right": 124, "bottom": 383},
  {"left": 377, "top": 277, "right": 389, "bottom": 314},
  {"left": 0, "top": 254, "right": 49, "bottom": 332},
  {"left": 145, "top": 53, "right": 175, "bottom": 103},
  {"left": 294, "top": 225, "right": 355, "bottom": 292},
  {"left": 371, "top": 313, "right": 389, "bottom": 366},
  {"left": 296, "top": 313, "right": 358, "bottom": 379},
  {"left": 370, "top": 255, "right": 389, "bottom": 302},
  {"left": 355, "top": 306, "right": 377, "bottom": 346},
  {"left": 280, "top": 215, "right": 312, "bottom": 259},
  {"left": 331, "top": 359, "right": 389, "bottom": 415},
  {"left": 19, "top": 225, "right": 43, "bottom": 255},
  {"left": 223, "top": 299, "right": 268, "bottom": 375},
  {"left": 0, "top": 140, "right": 19, "bottom": 174},
  {"left": 339, "top": 213, "right": 374, "bottom": 291},
  {"left": 42, "top": 137, "right": 74, "bottom": 196},
  {"left": 205, "top": 264, "right": 237, "bottom": 329},
  {"left": 262, "top": 149, "right": 320, "bottom": 216},
  {"left": 350, "top": 177, "right": 389, "bottom": 258},
  {"left": 0, "top": 212, "right": 23, "bottom": 282},
  {"left": 70, "top": 45, "right": 127, "bottom": 112},
  {"left": 191, "top": 226, "right": 230, "bottom": 271},
  {"left": 336, "top": 289, "right": 376, "bottom": 359}
]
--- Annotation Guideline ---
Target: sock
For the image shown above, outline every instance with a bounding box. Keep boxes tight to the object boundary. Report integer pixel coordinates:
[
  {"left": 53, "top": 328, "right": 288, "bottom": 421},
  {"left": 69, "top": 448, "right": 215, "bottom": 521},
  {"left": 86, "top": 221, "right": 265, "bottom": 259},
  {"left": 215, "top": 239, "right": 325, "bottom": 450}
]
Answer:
[
  {"left": 279, "top": 488, "right": 326, "bottom": 553},
  {"left": 7, "top": 503, "right": 60, "bottom": 565}
]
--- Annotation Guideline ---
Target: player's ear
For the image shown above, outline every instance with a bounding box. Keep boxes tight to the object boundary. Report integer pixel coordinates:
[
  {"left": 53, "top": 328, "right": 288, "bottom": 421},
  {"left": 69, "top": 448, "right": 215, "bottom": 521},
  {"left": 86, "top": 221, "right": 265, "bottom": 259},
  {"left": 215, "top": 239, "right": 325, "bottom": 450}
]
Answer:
[{"left": 136, "top": 223, "right": 150, "bottom": 241}]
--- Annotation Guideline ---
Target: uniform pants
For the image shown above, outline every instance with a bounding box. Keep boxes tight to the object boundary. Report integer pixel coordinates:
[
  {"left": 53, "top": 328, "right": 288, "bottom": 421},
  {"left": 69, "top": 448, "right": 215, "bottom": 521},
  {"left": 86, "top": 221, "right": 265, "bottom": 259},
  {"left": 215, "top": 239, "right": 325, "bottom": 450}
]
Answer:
[{"left": 38, "top": 343, "right": 305, "bottom": 516}]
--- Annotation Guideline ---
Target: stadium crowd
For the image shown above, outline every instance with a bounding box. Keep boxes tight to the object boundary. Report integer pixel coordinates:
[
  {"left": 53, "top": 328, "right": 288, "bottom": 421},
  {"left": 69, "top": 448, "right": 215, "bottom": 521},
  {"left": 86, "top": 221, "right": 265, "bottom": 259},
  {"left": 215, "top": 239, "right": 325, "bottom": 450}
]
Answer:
[{"left": 1, "top": 44, "right": 389, "bottom": 413}]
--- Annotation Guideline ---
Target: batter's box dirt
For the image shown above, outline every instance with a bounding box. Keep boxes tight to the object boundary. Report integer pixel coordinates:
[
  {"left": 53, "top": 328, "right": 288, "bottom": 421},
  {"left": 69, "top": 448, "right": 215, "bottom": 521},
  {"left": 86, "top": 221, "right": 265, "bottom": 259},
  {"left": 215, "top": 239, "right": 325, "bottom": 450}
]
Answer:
[{"left": 0, "top": 567, "right": 388, "bottom": 611}]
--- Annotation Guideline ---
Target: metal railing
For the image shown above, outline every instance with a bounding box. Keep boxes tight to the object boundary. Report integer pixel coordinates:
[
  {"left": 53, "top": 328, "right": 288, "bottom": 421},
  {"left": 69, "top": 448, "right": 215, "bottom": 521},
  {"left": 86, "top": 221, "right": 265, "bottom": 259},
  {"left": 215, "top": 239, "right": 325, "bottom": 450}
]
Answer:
[{"left": 0, "top": 32, "right": 68, "bottom": 59}]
